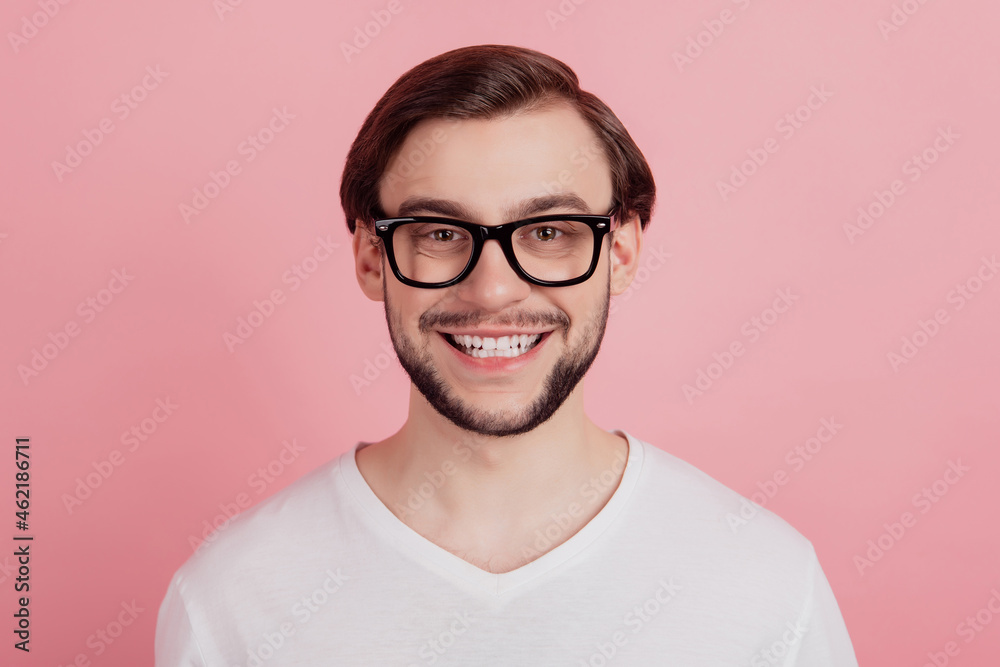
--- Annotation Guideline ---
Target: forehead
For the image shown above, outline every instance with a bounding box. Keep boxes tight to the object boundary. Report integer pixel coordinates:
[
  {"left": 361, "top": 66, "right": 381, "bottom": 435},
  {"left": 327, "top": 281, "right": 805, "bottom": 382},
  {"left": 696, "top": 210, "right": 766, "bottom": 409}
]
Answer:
[{"left": 378, "top": 102, "right": 612, "bottom": 221}]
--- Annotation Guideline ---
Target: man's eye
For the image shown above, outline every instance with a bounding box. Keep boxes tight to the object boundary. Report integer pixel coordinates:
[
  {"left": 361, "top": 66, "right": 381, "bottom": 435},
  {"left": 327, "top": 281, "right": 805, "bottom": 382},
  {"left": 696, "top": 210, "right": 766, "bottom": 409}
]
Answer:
[{"left": 532, "top": 226, "right": 561, "bottom": 241}]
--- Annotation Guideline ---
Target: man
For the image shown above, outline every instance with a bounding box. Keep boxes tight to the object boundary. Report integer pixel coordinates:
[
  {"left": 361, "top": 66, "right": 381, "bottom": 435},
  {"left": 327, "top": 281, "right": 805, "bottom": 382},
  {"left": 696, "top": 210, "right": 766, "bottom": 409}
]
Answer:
[{"left": 156, "top": 45, "right": 858, "bottom": 665}]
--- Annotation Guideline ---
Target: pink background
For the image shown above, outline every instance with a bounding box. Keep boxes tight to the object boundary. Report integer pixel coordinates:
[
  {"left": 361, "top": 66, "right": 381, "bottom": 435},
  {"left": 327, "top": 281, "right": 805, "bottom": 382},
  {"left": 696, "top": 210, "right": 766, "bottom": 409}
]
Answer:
[{"left": 3, "top": 0, "right": 999, "bottom": 665}]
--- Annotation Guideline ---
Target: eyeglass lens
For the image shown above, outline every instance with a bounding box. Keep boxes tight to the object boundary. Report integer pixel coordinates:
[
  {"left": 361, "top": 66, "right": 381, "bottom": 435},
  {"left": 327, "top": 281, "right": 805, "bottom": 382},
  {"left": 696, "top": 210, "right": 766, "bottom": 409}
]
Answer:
[{"left": 391, "top": 219, "right": 596, "bottom": 284}]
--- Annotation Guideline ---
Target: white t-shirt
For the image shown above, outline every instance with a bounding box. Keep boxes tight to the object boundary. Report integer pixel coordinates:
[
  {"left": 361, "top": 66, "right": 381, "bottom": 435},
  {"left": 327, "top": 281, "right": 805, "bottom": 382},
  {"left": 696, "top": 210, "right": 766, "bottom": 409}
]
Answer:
[{"left": 155, "top": 429, "right": 858, "bottom": 666}]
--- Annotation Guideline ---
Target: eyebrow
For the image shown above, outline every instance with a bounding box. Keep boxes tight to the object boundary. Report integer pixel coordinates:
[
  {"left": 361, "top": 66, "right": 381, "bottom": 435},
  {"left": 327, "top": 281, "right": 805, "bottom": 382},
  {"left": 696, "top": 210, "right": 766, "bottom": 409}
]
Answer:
[{"left": 394, "top": 193, "right": 594, "bottom": 221}]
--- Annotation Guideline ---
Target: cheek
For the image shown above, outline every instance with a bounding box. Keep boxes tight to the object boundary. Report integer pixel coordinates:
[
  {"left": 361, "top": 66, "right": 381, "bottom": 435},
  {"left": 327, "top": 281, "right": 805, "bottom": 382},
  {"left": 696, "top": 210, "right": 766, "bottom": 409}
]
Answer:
[{"left": 387, "top": 288, "right": 446, "bottom": 336}]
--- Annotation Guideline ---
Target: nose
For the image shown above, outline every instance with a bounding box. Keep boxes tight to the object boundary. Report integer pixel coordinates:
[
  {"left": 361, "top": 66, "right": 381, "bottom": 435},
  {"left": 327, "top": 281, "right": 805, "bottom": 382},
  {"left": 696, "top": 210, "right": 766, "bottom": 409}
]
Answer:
[{"left": 452, "top": 238, "right": 531, "bottom": 310}]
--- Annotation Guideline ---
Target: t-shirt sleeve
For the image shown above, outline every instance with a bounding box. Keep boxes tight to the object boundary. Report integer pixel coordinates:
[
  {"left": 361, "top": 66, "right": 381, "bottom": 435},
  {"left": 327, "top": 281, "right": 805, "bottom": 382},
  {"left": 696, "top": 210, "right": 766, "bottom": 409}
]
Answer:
[
  {"left": 783, "top": 546, "right": 859, "bottom": 666},
  {"left": 155, "top": 573, "right": 208, "bottom": 667}
]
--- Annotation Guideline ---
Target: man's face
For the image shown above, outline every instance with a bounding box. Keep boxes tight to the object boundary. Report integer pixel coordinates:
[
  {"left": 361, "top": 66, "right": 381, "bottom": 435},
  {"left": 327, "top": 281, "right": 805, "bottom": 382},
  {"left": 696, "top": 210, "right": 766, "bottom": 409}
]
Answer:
[{"left": 365, "top": 102, "right": 622, "bottom": 438}]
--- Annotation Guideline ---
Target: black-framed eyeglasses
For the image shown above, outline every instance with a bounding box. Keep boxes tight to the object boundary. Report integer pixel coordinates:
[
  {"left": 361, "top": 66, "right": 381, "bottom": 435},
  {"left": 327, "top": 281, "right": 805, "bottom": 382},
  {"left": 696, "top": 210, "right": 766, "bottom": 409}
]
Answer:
[{"left": 371, "top": 209, "right": 618, "bottom": 289}]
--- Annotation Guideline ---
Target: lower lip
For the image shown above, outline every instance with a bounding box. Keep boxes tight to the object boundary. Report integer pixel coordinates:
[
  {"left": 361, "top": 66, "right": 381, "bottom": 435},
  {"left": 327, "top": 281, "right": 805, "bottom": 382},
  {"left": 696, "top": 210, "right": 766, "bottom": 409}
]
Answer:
[{"left": 440, "top": 332, "right": 551, "bottom": 374}]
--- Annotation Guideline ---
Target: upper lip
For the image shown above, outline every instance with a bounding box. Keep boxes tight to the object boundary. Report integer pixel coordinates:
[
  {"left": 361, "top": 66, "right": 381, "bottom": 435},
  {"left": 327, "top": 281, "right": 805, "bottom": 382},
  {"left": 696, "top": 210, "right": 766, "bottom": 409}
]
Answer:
[{"left": 439, "top": 330, "right": 552, "bottom": 337}]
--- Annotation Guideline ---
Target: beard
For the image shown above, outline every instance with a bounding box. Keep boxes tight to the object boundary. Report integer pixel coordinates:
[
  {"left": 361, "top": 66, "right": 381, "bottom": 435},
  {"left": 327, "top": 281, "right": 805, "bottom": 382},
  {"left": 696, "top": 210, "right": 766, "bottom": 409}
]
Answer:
[{"left": 381, "top": 268, "right": 611, "bottom": 439}]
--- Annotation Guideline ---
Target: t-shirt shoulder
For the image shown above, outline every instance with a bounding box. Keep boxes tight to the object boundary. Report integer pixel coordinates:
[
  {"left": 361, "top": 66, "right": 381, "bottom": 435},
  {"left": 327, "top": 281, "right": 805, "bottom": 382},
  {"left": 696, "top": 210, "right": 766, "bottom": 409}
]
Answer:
[
  {"left": 171, "top": 451, "right": 351, "bottom": 588},
  {"left": 638, "top": 435, "right": 813, "bottom": 548},
  {"left": 623, "top": 434, "right": 825, "bottom": 641},
  {"left": 629, "top": 434, "right": 820, "bottom": 589}
]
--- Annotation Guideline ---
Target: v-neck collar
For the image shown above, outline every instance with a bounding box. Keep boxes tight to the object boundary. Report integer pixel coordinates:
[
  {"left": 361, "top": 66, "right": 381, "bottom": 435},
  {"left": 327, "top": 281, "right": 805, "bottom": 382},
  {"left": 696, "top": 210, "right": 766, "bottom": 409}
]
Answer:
[{"left": 338, "top": 429, "right": 645, "bottom": 597}]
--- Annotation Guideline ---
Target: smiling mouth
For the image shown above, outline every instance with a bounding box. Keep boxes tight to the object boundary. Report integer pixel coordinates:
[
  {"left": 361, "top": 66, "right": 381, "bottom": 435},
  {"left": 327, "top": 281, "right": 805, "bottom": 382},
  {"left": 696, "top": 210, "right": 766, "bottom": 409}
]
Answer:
[{"left": 442, "top": 332, "right": 547, "bottom": 358}]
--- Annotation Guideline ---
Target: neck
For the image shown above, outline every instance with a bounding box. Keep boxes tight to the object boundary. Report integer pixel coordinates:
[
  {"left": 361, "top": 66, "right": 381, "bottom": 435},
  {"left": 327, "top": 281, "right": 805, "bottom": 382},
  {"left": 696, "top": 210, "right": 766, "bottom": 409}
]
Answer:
[{"left": 355, "top": 382, "right": 629, "bottom": 572}]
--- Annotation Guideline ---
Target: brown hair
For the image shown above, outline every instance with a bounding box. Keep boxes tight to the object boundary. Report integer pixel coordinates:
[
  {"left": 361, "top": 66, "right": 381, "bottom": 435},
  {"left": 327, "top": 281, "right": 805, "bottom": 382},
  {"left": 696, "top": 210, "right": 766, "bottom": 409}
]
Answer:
[{"left": 339, "top": 44, "right": 655, "bottom": 235}]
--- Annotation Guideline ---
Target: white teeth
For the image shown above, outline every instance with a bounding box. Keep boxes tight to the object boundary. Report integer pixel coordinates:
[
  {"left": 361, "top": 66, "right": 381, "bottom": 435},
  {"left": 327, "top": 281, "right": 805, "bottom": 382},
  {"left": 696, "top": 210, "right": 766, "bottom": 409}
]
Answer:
[{"left": 448, "top": 333, "right": 543, "bottom": 358}]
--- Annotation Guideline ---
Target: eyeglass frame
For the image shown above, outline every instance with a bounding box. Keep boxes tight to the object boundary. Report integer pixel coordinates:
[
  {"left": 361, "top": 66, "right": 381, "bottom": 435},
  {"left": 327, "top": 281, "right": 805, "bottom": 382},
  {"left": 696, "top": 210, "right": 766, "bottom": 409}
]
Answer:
[{"left": 369, "top": 207, "right": 619, "bottom": 289}]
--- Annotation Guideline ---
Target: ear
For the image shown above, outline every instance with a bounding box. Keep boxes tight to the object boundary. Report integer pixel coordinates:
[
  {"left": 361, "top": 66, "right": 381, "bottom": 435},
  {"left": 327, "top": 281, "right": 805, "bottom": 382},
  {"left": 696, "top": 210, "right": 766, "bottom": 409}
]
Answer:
[
  {"left": 352, "top": 220, "right": 385, "bottom": 302},
  {"left": 609, "top": 211, "right": 643, "bottom": 296}
]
